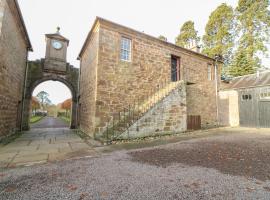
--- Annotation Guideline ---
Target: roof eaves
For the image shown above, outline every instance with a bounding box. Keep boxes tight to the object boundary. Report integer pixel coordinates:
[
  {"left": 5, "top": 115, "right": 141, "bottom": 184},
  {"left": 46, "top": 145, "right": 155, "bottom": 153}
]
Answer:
[
  {"left": 96, "top": 17, "right": 221, "bottom": 63},
  {"left": 77, "top": 17, "right": 100, "bottom": 60},
  {"left": 14, "top": 0, "right": 33, "bottom": 51}
]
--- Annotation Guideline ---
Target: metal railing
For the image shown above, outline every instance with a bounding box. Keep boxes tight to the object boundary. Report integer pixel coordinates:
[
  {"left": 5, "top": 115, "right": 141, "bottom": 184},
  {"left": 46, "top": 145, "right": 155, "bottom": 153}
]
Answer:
[{"left": 98, "top": 71, "right": 183, "bottom": 144}]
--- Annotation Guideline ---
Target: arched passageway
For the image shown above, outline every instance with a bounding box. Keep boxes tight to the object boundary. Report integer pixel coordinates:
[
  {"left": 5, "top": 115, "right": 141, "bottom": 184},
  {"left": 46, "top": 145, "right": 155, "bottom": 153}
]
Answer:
[
  {"left": 21, "top": 60, "right": 79, "bottom": 130},
  {"left": 30, "top": 80, "right": 73, "bottom": 129}
]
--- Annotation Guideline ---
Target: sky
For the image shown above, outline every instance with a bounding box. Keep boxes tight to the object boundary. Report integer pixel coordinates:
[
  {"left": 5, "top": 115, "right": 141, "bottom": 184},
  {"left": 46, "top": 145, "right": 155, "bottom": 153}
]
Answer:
[
  {"left": 18, "top": 0, "right": 269, "bottom": 104},
  {"left": 32, "top": 81, "right": 72, "bottom": 105}
]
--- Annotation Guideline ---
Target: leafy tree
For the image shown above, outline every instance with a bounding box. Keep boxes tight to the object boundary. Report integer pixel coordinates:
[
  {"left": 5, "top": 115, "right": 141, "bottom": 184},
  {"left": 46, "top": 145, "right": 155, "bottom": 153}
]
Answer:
[
  {"left": 229, "top": 0, "right": 270, "bottom": 76},
  {"left": 36, "top": 91, "right": 52, "bottom": 110},
  {"left": 61, "top": 98, "right": 72, "bottom": 117},
  {"left": 31, "top": 97, "right": 40, "bottom": 115},
  {"left": 158, "top": 35, "right": 167, "bottom": 41},
  {"left": 202, "top": 3, "right": 235, "bottom": 66},
  {"left": 175, "top": 21, "right": 200, "bottom": 47}
]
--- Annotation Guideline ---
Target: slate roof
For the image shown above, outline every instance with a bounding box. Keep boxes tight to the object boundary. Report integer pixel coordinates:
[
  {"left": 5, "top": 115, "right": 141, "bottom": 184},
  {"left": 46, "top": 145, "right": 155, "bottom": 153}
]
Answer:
[{"left": 222, "top": 71, "right": 270, "bottom": 90}]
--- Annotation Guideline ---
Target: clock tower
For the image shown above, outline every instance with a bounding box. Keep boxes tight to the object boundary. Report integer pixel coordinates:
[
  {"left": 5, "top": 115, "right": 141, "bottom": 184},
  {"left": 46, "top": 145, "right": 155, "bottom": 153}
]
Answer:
[{"left": 44, "top": 27, "right": 69, "bottom": 73}]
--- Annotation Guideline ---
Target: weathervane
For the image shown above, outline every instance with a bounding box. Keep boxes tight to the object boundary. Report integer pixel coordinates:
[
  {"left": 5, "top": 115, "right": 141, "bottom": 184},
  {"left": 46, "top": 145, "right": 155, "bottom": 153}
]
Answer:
[{"left": 56, "top": 26, "right": 60, "bottom": 34}]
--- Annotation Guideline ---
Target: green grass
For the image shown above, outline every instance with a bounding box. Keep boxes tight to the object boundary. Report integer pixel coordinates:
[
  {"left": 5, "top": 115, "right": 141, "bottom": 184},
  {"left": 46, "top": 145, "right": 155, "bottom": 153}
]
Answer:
[
  {"left": 30, "top": 116, "right": 44, "bottom": 123},
  {"left": 60, "top": 116, "right": 71, "bottom": 124}
]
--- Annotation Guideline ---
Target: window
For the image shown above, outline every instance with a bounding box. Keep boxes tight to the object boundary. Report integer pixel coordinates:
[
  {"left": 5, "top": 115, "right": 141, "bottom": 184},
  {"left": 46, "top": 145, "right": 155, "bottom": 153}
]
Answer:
[
  {"left": 171, "top": 56, "right": 180, "bottom": 82},
  {"left": 260, "top": 92, "right": 270, "bottom": 99},
  {"left": 207, "top": 65, "right": 212, "bottom": 80},
  {"left": 242, "top": 94, "right": 252, "bottom": 101},
  {"left": 120, "top": 37, "right": 131, "bottom": 61}
]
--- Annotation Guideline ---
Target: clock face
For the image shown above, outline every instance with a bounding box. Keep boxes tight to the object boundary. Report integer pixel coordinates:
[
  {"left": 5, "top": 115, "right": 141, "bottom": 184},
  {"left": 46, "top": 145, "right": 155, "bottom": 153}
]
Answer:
[{"left": 52, "top": 41, "right": 62, "bottom": 50}]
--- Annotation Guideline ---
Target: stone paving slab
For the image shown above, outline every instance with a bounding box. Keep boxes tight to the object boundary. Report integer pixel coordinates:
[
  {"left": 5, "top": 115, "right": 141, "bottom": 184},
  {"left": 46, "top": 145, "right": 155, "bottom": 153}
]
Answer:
[
  {"left": 70, "top": 142, "right": 91, "bottom": 151},
  {"left": 38, "top": 143, "right": 70, "bottom": 150},
  {"left": 2, "top": 145, "right": 38, "bottom": 153},
  {"left": 58, "top": 147, "right": 74, "bottom": 153},
  {"left": 47, "top": 149, "right": 98, "bottom": 162},
  {"left": 11, "top": 153, "right": 48, "bottom": 165},
  {"left": 0, "top": 128, "right": 95, "bottom": 168},
  {"left": 0, "top": 152, "right": 17, "bottom": 161},
  {"left": 3, "top": 140, "right": 31, "bottom": 147}
]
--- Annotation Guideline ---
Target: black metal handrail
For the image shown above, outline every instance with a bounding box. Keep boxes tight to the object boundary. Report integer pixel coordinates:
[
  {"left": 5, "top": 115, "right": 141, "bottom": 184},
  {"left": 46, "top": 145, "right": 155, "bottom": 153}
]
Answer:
[{"left": 100, "top": 71, "right": 182, "bottom": 144}]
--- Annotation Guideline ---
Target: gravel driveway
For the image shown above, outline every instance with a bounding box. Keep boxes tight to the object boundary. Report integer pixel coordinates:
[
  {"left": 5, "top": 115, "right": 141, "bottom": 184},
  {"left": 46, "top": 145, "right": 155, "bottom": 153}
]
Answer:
[{"left": 1, "top": 128, "right": 270, "bottom": 199}]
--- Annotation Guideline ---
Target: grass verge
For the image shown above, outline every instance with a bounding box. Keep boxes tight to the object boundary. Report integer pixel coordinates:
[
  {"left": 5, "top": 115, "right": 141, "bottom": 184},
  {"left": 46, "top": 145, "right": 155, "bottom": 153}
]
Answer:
[
  {"left": 60, "top": 116, "right": 71, "bottom": 124},
  {"left": 30, "top": 116, "right": 44, "bottom": 123}
]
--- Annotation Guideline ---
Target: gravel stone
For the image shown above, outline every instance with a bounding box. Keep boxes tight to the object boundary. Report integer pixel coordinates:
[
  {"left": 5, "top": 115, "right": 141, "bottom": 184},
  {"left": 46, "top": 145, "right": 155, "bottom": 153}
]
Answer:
[{"left": 1, "top": 131, "right": 270, "bottom": 199}]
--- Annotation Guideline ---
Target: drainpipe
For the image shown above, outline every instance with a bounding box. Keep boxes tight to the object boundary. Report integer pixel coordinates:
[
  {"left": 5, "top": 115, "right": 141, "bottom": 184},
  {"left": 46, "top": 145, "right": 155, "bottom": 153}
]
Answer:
[
  {"left": 76, "top": 59, "right": 82, "bottom": 129},
  {"left": 214, "top": 55, "right": 221, "bottom": 126},
  {"left": 20, "top": 50, "right": 30, "bottom": 131}
]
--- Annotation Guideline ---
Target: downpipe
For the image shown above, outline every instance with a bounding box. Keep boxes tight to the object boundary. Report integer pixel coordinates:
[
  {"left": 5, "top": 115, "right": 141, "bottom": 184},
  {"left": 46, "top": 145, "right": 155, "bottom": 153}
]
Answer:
[
  {"left": 214, "top": 55, "right": 220, "bottom": 127},
  {"left": 20, "top": 50, "right": 29, "bottom": 131}
]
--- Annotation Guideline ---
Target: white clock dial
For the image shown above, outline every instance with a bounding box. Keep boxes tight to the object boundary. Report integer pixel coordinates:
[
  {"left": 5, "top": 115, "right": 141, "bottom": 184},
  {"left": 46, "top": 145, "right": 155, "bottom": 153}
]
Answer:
[{"left": 52, "top": 41, "right": 62, "bottom": 50}]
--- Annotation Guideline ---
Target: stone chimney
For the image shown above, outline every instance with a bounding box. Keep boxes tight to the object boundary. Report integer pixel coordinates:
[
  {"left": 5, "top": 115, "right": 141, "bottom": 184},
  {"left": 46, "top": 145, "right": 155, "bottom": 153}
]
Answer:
[{"left": 185, "top": 39, "right": 201, "bottom": 53}]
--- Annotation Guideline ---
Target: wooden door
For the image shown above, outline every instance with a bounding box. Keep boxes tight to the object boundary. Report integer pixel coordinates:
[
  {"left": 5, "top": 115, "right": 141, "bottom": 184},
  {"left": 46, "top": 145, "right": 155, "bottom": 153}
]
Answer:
[{"left": 187, "top": 115, "right": 201, "bottom": 130}]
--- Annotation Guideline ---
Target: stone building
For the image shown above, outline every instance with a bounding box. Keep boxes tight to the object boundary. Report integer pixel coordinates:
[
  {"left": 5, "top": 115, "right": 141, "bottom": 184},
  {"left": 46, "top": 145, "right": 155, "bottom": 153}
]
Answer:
[
  {"left": 78, "top": 17, "right": 222, "bottom": 139},
  {"left": 0, "top": 0, "right": 32, "bottom": 139}
]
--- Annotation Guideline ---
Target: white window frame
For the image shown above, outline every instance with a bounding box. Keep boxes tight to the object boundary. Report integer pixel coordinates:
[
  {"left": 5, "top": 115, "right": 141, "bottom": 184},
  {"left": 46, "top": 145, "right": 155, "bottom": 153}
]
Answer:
[
  {"left": 207, "top": 64, "right": 212, "bottom": 81},
  {"left": 260, "top": 88, "right": 270, "bottom": 100},
  {"left": 120, "top": 37, "right": 132, "bottom": 62}
]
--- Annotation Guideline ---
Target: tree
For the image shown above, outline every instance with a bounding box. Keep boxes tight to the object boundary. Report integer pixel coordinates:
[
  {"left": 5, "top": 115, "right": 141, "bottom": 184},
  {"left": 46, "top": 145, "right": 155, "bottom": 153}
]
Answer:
[
  {"left": 61, "top": 98, "right": 72, "bottom": 117},
  {"left": 202, "top": 3, "right": 235, "bottom": 66},
  {"left": 158, "top": 35, "right": 167, "bottom": 41},
  {"left": 175, "top": 21, "right": 200, "bottom": 47},
  {"left": 31, "top": 97, "right": 40, "bottom": 115},
  {"left": 229, "top": 0, "right": 270, "bottom": 76},
  {"left": 228, "top": 48, "right": 258, "bottom": 76},
  {"left": 36, "top": 91, "right": 52, "bottom": 110}
]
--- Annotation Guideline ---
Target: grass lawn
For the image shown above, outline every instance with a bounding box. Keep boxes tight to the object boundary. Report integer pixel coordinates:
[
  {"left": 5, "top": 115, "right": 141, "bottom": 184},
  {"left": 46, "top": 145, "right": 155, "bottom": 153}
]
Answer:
[
  {"left": 30, "top": 116, "right": 43, "bottom": 123},
  {"left": 60, "top": 116, "right": 71, "bottom": 124}
]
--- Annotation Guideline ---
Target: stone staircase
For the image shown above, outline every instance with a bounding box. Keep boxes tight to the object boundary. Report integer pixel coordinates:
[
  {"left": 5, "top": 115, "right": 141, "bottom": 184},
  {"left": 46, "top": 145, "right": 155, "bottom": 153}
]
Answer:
[{"left": 97, "top": 80, "right": 184, "bottom": 144}]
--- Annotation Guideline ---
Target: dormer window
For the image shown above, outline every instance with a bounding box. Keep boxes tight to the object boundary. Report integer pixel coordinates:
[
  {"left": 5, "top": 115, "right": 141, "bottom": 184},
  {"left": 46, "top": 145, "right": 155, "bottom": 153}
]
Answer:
[{"left": 120, "top": 37, "right": 131, "bottom": 61}]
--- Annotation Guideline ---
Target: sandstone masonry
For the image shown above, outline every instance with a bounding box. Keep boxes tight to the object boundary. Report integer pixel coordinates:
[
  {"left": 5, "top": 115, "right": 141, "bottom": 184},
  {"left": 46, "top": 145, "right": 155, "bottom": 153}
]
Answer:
[
  {"left": 0, "top": 0, "right": 32, "bottom": 139},
  {"left": 119, "top": 81, "right": 187, "bottom": 139},
  {"left": 78, "top": 17, "right": 222, "bottom": 138}
]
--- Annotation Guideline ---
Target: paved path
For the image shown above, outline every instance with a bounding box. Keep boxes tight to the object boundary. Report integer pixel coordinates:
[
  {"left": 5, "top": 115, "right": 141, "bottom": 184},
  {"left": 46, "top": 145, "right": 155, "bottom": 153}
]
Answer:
[
  {"left": 0, "top": 128, "right": 97, "bottom": 168},
  {"left": 1, "top": 128, "right": 270, "bottom": 199},
  {"left": 31, "top": 117, "right": 69, "bottom": 129}
]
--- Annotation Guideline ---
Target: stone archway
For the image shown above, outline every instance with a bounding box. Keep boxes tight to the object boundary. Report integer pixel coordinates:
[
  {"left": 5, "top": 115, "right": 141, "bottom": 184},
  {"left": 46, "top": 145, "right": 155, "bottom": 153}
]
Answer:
[{"left": 21, "top": 60, "right": 79, "bottom": 130}]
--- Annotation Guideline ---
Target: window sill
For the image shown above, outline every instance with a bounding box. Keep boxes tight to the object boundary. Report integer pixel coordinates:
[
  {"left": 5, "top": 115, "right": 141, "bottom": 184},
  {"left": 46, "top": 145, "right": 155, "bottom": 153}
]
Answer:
[{"left": 120, "top": 59, "right": 132, "bottom": 63}]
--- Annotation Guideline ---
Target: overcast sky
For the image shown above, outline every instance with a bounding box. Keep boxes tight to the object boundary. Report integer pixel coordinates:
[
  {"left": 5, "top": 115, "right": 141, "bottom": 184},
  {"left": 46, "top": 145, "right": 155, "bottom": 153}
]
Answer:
[
  {"left": 32, "top": 81, "right": 72, "bottom": 105},
  {"left": 18, "top": 0, "right": 269, "bottom": 104}
]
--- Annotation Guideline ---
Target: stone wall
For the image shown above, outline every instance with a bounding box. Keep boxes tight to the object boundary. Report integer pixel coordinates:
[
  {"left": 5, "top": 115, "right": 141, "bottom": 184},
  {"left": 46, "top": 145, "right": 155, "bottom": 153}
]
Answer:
[
  {"left": 0, "top": 0, "right": 5, "bottom": 35},
  {"left": 119, "top": 81, "right": 186, "bottom": 139},
  {"left": 0, "top": 0, "right": 28, "bottom": 139},
  {"left": 79, "top": 24, "right": 100, "bottom": 136},
  {"left": 186, "top": 82, "right": 218, "bottom": 128},
  {"left": 219, "top": 90, "right": 239, "bottom": 127},
  {"left": 79, "top": 18, "right": 221, "bottom": 137}
]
